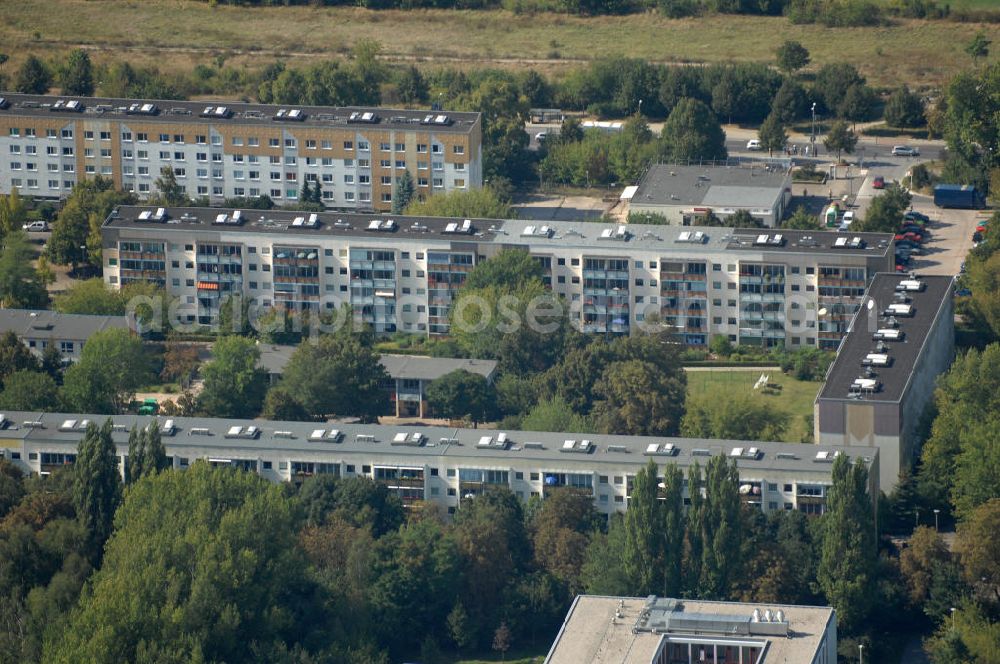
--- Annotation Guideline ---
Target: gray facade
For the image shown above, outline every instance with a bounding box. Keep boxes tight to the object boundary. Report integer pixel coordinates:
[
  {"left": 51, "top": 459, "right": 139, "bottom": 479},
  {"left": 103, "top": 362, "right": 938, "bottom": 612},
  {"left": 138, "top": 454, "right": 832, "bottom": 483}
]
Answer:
[
  {"left": 0, "top": 411, "right": 878, "bottom": 517},
  {"left": 814, "top": 273, "right": 955, "bottom": 491},
  {"left": 102, "top": 205, "right": 895, "bottom": 349}
]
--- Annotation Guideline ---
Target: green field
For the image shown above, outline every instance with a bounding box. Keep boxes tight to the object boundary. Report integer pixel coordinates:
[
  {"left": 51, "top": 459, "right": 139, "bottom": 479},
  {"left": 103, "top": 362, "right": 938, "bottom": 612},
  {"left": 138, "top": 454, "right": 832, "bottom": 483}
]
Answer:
[
  {"left": 0, "top": 1, "right": 996, "bottom": 88},
  {"left": 685, "top": 369, "right": 822, "bottom": 443}
]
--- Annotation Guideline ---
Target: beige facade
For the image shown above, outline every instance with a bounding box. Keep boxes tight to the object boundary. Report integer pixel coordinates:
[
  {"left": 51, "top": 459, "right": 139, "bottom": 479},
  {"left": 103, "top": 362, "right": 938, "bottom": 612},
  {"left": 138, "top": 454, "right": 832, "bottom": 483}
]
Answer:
[{"left": 0, "top": 94, "right": 481, "bottom": 212}]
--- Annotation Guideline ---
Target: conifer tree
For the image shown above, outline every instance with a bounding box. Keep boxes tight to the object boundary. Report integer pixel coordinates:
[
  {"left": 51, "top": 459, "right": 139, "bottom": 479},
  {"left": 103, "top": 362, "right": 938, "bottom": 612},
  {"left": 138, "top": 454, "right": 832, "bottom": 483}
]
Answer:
[{"left": 72, "top": 418, "right": 123, "bottom": 555}]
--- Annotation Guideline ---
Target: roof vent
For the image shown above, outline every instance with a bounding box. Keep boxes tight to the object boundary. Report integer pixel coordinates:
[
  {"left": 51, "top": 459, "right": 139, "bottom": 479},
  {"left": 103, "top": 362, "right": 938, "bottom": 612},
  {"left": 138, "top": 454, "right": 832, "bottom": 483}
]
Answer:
[
  {"left": 274, "top": 108, "right": 306, "bottom": 122},
  {"left": 200, "top": 105, "right": 232, "bottom": 119},
  {"left": 849, "top": 377, "right": 882, "bottom": 396},
  {"left": 560, "top": 439, "right": 595, "bottom": 454},
  {"left": 391, "top": 431, "right": 426, "bottom": 447},
  {"left": 126, "top": 102, "right": 159, "bottom": 116},
  {"left": 896, "top": 279, "right": 924, "bottom": 292},
  {"left": 51, "top": 99, "right": 84, "bottom": 113},
  {"left": 477, "top": 435, "right": 510, "bottom": 450},
  {"left": 644, "top": 443, "right": 678, "bottom": 456},
  {"left": 347, "top": 111, "right": 379, "bottom": 124}
]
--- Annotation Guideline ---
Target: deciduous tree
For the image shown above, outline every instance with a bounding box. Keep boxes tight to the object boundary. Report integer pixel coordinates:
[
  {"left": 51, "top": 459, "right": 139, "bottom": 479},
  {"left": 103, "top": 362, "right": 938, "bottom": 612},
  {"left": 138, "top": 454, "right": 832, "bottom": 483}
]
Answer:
[
  {"left": 198, "top": 336, "right": 266, "bottom": 418},
  {"left": 775, "top": 40, "right": 810, "bottom": 74},
  {"left": 660, "top": 98, "right": 728, "bottom": 162},
  {"left": 0, "top": 232, "right": 47, "bottom": 309},
  {"left": 817, "top": 455, "right": 876, "bottom": 633},
  {"left": 60, "top": 328, "right": 151, "bottom": 414},
  {"left": 71, "top": 419, "right": 122, "bottom": 556},
  {"left": 0, "top": 370, "right": 58, "bottom": 411},
  {"left": 14, "top": 56, "right": 50, "bottom": 94},
  {"left": 681, "top": 395, "right": 789, "bottom": 441},
  {"left": 758, "top": 113, "right": 787, "bottom": 157},
  {"left": 275, "top": 332, "right": 387, "bottom": 422},
  {"left": 884, "top": 85, "right": 925, "bottom": 128},
  {"left": 60, "top": 49, "right": 93, "bottom": 96},
  {"left": 823, "top": 120, "right": 858, "bottom": 162},
  {"left": 426, "top": 369, "right": 496, "bottom": 425}
]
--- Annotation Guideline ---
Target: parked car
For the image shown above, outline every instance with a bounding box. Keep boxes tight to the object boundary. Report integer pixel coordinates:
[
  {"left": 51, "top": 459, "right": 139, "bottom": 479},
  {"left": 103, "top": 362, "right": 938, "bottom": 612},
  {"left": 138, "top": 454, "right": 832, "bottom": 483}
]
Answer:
[
  {"left": 842, "top": 210, "right": 856, "bottom": 225},
  {"left": 746, "top": 139, "right": 762, "bottom": 151},
  {"left": 535, "top": 131, "right": 548, "bottom": 143},
  {"left": 976, "top": 223, "right": 988, "bottom": 234},
  {"left": 892, "top": 145, "right": 919, "bottom": 157},
  {"left": 904, "top": 211, "right": 929, "bottom": 223},
  {"left": 973, "top": 231, "right": 984, "bottom": 243},
  {"left": 955, "top": 288, "right": 972, "bottom": 297},
  {"left": 895, "top": 232, "right": 923, "bottom": 243},
  {"left": 900, "top": 225, "right": 926, "bottom": 236},
  {"left": 21, "top": 220, "right": 48, "bottom": 232},
  {"left": 872, "top": 176, "right": 885, "bottom": 189}
]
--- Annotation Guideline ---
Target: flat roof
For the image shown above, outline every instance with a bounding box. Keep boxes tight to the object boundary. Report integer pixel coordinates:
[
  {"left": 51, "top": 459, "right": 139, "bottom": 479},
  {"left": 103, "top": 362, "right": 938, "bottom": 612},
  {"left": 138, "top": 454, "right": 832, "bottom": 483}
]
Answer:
[
  {"left": 105, "top": 205, "right": 501, "bottom": 243},
  {"left": 0, "top": 411, "right": 876, "bottom": 476},
  {"left": 256, "top": 345, "right": 497, "bottom": 381},
  {"left": 818, "top": 273, "right": 954, "bottom": 403},
  {"left": 0, "top": 92, "right": 479, "bottom": 134},
  {"left": 546, "top": 596, "right": 835, "bottom": 664},
  {"left": 632, "top": 163, "right": 790, "bottom": 208},
  {"left": 106, "top": 205, "right": 894, "bottom": 259},
  {"left": 0, "top": 309, "right": 129, "bottom": 340}
]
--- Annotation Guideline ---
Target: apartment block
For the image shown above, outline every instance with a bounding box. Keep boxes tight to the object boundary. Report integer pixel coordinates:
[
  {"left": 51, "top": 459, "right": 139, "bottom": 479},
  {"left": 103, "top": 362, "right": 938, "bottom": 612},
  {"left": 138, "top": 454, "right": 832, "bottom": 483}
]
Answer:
[
  {"left": 101, "top": 206, "right": 895, "bottom": 348},
  {"left": 546, "top": 595, "right": 837, "bottom": 664},
  {"left": 815, "top": 273, "right": 955, "bottom": 491},
  {"left": 0, "top": 411, "right": 878, "bottom": 516},
  {"left": 0, "top": 93, "right": 481, "bottom": 212}
]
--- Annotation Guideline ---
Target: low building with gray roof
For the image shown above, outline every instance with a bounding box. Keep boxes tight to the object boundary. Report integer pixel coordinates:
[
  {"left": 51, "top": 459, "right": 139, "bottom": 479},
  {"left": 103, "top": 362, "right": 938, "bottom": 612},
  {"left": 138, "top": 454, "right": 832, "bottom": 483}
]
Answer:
[
  {"left": 255, "top": 344, "right": 497, "bottom": 417},
  {"left": 627, "top": 163, "right": 793, "bottom": 227},
  {"left": 0, "top": 309, "right": 130, "bottom": 360}
]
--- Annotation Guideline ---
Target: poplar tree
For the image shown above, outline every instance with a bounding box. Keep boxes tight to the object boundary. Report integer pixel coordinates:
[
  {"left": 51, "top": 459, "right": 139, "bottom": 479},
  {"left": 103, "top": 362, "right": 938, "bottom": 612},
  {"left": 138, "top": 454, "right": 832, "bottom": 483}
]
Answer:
[
  {"left": 698, "top": 455, "right": 742, "bottom": 599},
  {"left": 126, "top": 425, "right": 146, "bottom": 484},
  {"left": 72, "top": 419, "right": 123, "bottom": 555},
  {"left": 818, "top": 454, "right": 876, "bottom": 633},
  {"left": 623, "top": 460, "right": 663, "bottom": 594}
]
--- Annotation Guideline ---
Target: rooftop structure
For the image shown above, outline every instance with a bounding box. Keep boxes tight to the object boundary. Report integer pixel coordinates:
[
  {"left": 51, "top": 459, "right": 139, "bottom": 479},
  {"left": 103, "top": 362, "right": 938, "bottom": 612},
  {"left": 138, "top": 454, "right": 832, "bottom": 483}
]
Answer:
[
  {"left": 0, "top": 309, "right": 130, "bottom": 359},
  {"left": 815, "top": 273, "right": 955, "bottom": 490},
  {"left": 545, "top": 595, "right": 837, "bottom": 664},
  {"left": 102, "top": 205, "right": 894, "bottom": 349},
  {"left": 628, "top": 163, "right": 794, "bottom": 228},
  {"left": 0, "top": 92, "right": 482, "bottom": 213},
  {"left": 0, "top": 410, "right": 878, "bottom": 515}
]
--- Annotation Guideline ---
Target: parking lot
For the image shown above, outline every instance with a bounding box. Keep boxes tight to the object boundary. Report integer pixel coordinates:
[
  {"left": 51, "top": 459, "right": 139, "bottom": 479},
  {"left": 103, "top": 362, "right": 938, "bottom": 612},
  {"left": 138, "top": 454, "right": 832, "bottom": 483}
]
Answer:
[{"left": 904, "top": 194, "right": 985, "bottom": 277}]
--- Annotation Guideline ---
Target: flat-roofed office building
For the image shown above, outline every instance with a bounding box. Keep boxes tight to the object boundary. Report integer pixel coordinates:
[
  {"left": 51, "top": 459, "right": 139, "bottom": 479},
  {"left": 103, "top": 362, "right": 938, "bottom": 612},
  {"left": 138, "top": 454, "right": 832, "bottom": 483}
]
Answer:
[
  {"left": 815, "top": 273, "right": 954, "bottom": 490},
  {"left": 101, "top": 205, "right": 894, "bottom": 348},
  {"left": 546, "top": 595, "right": 837, "bottom": 664},
  {"left": 0, "top": 411, "right": 877, "bottom": 516},
  {"left": 0, "top": 93, "right": 481, "bottom": 212}
]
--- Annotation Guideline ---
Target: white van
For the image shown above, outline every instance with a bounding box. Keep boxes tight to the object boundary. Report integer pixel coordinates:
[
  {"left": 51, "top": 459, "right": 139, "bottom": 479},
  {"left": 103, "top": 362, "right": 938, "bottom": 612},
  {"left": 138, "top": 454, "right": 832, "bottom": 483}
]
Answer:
[
  {"left": 21, "top": 220, "right": 49, "bottom": 232},
  {"left": 746, "top": 139, "right": 762, "bottom": 151}
]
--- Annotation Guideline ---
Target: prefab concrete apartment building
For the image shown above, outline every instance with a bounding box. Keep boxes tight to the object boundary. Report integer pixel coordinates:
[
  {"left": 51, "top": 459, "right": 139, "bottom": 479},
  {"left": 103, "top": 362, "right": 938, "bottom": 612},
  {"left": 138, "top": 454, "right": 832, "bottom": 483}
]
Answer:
[
  {"left": 0, "top": 93, "right": 482, "bottom": 213},
  {"left": 101, "top": 205, "right": 895, "bottom": 349},
  {"left": 0, "top": 411, "right": 878, "bottom": 516}
]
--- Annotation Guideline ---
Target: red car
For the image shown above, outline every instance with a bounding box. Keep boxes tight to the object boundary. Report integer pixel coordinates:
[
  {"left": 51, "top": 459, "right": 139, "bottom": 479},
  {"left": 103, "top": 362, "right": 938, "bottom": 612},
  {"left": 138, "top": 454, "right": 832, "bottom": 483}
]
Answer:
[
  {"left": 895, "top": 232, "right": 923, "bottom": 243},
  {"left": 873, "top": 176, "right": 886, "bottom": 189}
]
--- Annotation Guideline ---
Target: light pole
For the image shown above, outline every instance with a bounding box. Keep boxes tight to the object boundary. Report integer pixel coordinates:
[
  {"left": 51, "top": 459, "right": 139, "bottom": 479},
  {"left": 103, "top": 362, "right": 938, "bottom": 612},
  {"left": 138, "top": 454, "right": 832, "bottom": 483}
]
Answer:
[
  {"left": 915, "top": 507, "right": 920, "bottom": 527},
  {"left": 950, "top": 607, "right": 957, "bottom": 632},
  {"left": 811, "top": 103, "right": 817, "bottom": 154},
  {"left": 934, "top": 508, "right": 940, "bottom": 531},
  {"left": 859, "top": 644, "right": 864, "bottom": 664},
  {"left": 638, "top": 98, "right": 643, "bottom": 117}
]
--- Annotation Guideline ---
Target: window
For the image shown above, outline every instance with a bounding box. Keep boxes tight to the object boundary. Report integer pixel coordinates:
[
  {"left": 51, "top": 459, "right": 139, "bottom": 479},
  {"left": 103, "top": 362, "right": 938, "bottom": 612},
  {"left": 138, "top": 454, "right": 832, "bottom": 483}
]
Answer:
[
  {"left": 379, "top": 142, "right": 391, "bottom": 152},
  {"left": 269, "top": 138, "right": 280, "bottom": 148},
  {"left": 231, "top": 136, "right": 243, "bottom": 147},
  {"left": 321, "top": 140, "right": 332, "bottom": 149},
  {"left": 416, "top": 143, "right": 427, "bottom": 153},
  {"left": 284, "top": 138, "right": 296, "bottom": 148},
  {"left": 136, "top": 132, "right": 148, "bottom": 142},
  {"left": 432, "top": 178, "right": 443, "bottom": 188},
  {"left": 248, "top": 137, "right": 259, "bottom": 147},
  {"left": 173, "top": 134, "right": 184, "bottom": 143},
  {"left": 84, "top": 131, "right": 94, "bottom": 140},
  {"left": 211, "top": 135, "right": 222, "bottom": 146},
  {"left": 159, "top": 133, "right": 169, "bottom": 142},
  {"left": 7, "top": 128, "right": 18, "bottom": 137},
  {"left": 379, "top": 159, "right": 391, "bottom": 168},
  {"left": 358, "top": 141, "right": 370, "bottom": 151},
  {"left": 195, "top": 135, "right": 207, "bottom": 145},
  {"left": 455, "top": 178, "right": 465, "bottom": 188},
  {"left": 431, "top": 144, "right": 442, "bottom": 154}
]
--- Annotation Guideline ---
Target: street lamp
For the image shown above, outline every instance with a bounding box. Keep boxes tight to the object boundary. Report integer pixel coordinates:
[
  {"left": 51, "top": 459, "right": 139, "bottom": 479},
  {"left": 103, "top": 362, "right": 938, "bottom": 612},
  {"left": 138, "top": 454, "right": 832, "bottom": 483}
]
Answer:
[
  {"left": 950, "top": 607, "right": 957, "bottom": 632},
  {"left": 934, "top": 508, "right": 940, "bottom": 531},
  {"left": 915, "top": 507, "right": 920, "bottom": 527},
  {"left": 637, "top": 98, "right": 643, "bottom": 117},
  {"left": 811, "top": 103, "right": 817, "bottom": 152},
  {"left": 859, "top": 644, "right": 864, "bottom": 664}
]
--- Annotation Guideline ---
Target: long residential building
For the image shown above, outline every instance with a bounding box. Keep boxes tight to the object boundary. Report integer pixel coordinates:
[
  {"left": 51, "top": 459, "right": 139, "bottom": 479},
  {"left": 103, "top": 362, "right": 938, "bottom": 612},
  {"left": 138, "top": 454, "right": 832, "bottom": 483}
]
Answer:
[
  {"left": 101, "top": 205, "right": 895, "bottom": 348},
  {"left": 0, "top": 93, "right": 481, "bottom": 212},
  {"left": 0, "top": 411, "right": 878, "bottom": 516},
  {"left": 0, "top": 309, "right": 130, "bottom": 361},
  {"left": 815, "top": 273, "right": 955, "bottom": 491}
]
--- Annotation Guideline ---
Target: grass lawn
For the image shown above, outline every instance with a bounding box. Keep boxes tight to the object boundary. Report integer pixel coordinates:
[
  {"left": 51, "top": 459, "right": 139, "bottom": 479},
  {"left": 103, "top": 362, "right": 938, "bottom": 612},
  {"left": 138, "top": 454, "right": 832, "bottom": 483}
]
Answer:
[
  {"left": 685, "top": 369, "right": 822, "bottom": 443},
  {"left": 0, "top": 1, "right": 997, "bottom": 88}
]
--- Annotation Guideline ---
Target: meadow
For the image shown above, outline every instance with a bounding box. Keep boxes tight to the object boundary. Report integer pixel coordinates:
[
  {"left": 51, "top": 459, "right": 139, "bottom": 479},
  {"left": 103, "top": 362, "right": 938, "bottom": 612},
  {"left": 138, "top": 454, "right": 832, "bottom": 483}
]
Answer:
[{"left": 0, "top": 0, "right": 997, "bottom": 88}]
